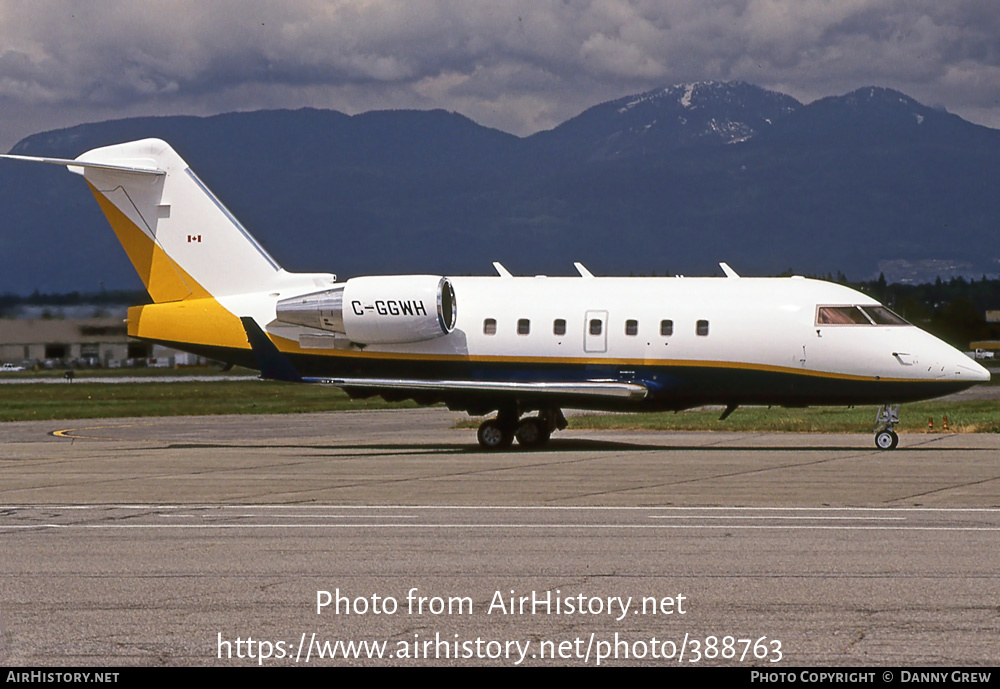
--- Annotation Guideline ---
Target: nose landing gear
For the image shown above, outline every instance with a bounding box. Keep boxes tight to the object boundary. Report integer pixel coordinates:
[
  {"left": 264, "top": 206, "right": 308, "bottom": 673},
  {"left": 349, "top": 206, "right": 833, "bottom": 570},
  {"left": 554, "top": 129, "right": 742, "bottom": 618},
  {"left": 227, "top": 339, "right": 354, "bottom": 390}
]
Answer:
[{"left": 874, "top": 404, "right": 900, "bottom": 450}]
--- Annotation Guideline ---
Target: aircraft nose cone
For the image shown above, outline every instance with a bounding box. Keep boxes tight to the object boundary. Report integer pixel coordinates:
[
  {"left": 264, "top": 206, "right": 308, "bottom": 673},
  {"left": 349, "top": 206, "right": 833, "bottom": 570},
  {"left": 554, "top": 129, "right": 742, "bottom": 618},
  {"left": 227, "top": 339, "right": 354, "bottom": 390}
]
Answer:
[
  {"left": 925, "top": 335, "right": 992, "bottom": 383},
  {"left": 958, "top": 358, "right": 991, "bottom": 383}
]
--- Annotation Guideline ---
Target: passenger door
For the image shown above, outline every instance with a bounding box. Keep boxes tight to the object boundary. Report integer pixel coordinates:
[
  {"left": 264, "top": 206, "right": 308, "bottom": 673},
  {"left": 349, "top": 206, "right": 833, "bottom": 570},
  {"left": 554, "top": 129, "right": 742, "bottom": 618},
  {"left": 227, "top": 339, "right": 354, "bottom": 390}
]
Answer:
[{"left": 584, "top": 310, "right": 608, "bottom": 353}]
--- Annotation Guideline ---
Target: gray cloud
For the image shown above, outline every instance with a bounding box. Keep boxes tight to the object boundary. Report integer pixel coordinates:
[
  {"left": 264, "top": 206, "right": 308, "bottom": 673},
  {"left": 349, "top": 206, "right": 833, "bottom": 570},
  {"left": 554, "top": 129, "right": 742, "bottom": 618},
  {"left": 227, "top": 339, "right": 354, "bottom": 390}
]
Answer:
[{"left": 0, "top": 0, "right": 998, "bottom": 149}]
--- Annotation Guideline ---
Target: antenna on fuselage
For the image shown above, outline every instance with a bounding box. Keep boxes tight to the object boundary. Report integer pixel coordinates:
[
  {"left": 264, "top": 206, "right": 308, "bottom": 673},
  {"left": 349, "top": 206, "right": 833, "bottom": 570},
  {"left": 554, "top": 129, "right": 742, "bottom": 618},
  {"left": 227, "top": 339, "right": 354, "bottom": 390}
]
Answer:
[
  {"left": 492, "top": 262, "right": 513, "bottom": 278},
  {"left": 573, "top": 262, "right": 595, "bottom": 278},
  {"left": 719, "top": 262, "right": 740, "bottom": 278}
]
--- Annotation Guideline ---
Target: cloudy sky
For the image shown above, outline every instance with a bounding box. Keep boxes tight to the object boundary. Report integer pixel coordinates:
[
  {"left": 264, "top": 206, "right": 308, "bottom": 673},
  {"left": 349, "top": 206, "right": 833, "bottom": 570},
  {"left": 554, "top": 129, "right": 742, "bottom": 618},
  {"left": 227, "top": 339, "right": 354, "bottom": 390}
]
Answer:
[{"left": 0, "top": 0, "right": 998, "bottom": 150}]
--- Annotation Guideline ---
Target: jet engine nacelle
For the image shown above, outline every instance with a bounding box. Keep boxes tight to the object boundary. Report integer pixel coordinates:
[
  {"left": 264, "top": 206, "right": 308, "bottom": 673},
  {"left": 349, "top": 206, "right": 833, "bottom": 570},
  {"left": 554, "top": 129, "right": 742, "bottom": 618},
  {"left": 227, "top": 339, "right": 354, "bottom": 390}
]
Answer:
[{"left": 276, "top": 275, "right": 457, "bottom": 344}]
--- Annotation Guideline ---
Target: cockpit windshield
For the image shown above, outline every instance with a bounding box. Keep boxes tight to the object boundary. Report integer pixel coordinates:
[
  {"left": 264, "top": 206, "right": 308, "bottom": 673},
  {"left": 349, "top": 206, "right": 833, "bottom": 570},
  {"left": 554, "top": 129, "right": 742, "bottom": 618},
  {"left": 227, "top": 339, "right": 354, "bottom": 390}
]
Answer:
[{"left": 816, "top": 305, "right": 910, "bottom": 326}]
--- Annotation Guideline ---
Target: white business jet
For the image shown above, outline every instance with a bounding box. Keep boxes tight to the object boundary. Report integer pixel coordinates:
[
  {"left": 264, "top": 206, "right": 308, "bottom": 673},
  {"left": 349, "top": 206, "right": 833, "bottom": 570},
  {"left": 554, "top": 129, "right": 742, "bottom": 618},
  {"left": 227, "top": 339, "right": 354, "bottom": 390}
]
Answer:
[{"left": 3, "top": 139, "right": 989, "bottom": 450}]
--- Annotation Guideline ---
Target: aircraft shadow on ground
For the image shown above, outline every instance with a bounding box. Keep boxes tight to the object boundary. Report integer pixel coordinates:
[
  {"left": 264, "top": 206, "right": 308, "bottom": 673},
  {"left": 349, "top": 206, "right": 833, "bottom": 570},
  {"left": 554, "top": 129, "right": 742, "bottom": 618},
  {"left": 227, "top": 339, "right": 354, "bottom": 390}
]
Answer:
[{"left": 159, "top": 438, "right": 985, "bottom": 454}]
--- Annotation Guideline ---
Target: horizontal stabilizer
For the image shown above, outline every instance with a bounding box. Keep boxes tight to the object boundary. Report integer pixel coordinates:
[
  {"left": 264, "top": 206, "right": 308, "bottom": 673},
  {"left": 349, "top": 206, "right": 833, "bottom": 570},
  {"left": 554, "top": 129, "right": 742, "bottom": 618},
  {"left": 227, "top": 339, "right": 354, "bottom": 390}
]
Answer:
[
  {"left": 303, "top": 376, "right": 648, "bottom": 399},
  {"left": 0, "top": 153, "right": 164, "bottom": 175}
]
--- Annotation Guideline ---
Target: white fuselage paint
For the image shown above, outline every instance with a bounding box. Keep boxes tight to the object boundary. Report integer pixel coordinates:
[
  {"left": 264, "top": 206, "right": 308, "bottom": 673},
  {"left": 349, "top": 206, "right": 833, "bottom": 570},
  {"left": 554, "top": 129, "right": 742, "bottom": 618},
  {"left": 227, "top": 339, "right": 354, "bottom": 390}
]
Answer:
[{"left": 227, "top": 274, "right": 988, "bottom": 388}]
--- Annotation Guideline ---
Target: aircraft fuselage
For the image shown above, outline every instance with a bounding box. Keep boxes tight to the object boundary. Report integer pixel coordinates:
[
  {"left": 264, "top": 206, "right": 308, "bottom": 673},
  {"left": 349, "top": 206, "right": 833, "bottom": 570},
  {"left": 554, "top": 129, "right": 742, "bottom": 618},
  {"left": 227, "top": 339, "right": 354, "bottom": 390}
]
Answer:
[{"left": 3, "top": 138, "right": 989, "bottom": 449}]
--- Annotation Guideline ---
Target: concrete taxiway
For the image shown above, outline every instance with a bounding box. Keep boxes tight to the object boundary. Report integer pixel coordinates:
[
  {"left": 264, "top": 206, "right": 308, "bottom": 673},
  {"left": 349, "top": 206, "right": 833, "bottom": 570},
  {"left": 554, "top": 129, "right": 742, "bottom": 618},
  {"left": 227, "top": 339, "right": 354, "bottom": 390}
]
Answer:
[{"left": 1, "top": 409, "right": 998, "bottom": 666}]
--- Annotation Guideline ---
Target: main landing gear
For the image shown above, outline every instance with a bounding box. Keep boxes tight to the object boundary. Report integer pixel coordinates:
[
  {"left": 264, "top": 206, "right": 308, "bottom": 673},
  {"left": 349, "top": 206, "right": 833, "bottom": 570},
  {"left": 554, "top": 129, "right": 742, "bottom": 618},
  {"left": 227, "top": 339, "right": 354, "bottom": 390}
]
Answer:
[
  {"left": 476, "top": 406, "right": 568, "bottom": 450},
  {"left": 874, "top": 404, "right": 900, "bottom": 450}
]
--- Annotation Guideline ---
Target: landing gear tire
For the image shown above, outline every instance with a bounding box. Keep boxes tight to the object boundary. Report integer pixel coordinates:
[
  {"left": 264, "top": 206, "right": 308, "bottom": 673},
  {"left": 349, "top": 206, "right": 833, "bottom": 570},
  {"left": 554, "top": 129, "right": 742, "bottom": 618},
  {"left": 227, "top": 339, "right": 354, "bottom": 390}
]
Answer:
[
  {"left": 875, "top": 430, "right": 898, "bottom": 450},
  {"left": 873, "top": 404, "right": 901, "bottom": 451},
  {"left": 477, "top": 419, "right": 514, "bottom": 450},
  {"left": 514, "top": 417, "right": 551, "bottom": 448}
]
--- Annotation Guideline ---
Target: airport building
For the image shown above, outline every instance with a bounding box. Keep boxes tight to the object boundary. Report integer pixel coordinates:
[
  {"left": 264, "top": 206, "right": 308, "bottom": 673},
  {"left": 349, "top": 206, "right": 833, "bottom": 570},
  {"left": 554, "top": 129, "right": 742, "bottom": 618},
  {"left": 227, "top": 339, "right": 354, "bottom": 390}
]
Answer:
[{"left": 0, "top": 317, "right": 206, "bottom": 368}]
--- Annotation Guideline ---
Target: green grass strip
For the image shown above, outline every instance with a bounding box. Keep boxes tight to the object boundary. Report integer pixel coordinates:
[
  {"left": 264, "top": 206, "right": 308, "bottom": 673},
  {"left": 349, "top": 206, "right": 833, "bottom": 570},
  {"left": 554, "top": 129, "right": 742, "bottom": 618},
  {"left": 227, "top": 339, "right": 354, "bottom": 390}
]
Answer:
[{"left": 0, "top": 380, "right": 415, "bottom": 422}]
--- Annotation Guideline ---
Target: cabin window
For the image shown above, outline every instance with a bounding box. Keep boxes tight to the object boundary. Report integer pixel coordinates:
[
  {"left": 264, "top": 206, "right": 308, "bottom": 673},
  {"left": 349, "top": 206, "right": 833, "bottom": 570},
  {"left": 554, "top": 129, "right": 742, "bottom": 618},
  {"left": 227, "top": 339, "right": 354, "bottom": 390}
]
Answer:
[
  {"left": 660, "top": 319, "right": 673, "bottom": 337},
  {"left": 517, "top": 318, "right": 530, "bottom": 335},
  {"left": 696, "top": 320, "right": 709, "bottom": 336},
  {"left": 625, "top": 319, "right": 638, "bottom": 336},
  {"left": 483, "top": 318, "right": 497, "bottom": 335},
  {"left": 589, "top": 319, "right": 602, "bottom": 336},
  {"left": 553, "top": 319, "right": 566, "bottom": 336}
]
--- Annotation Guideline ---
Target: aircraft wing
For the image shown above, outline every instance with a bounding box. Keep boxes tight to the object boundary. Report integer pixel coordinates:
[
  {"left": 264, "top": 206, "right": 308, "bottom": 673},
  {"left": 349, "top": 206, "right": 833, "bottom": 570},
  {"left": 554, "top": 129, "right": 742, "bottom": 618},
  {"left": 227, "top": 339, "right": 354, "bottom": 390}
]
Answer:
[{"left": 302, "top": 376, "right": 648, "bottom": 399}]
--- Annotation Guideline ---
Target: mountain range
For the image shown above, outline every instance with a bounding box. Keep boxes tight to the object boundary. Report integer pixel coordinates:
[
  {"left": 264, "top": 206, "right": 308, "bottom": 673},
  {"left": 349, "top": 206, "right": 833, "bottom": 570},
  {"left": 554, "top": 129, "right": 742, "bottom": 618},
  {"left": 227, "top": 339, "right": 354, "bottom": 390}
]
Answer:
[{"left": 2, "top": 81, "right": 999, "bottom": 294}]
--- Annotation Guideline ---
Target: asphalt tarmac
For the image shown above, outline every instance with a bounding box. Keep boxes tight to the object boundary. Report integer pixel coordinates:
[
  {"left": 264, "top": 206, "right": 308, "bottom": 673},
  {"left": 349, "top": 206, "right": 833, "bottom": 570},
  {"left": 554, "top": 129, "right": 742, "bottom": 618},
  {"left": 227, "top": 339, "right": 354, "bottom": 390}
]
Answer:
[{"left": 1, "top": 409, "right": 998, "bottom": 667}]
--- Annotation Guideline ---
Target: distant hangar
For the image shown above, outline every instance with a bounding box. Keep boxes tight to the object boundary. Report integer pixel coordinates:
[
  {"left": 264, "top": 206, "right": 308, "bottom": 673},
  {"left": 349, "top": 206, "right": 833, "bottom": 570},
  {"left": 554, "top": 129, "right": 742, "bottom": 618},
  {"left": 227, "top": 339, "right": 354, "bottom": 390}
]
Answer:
[{"left": 0, "top": 318, "right": 203, "bottom": 369}]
